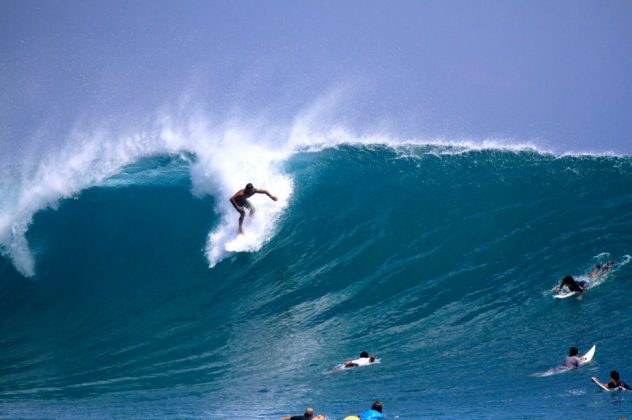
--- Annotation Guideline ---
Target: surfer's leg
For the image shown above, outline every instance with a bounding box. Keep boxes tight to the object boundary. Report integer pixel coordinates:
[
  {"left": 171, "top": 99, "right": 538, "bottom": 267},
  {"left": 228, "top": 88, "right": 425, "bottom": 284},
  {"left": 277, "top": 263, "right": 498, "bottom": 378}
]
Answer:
[
  {"left": 238, "top": 211, "right": 245, "bottom": 234},
  {"left": 242, "top": 199, "right": 254, "bottom": 216}
]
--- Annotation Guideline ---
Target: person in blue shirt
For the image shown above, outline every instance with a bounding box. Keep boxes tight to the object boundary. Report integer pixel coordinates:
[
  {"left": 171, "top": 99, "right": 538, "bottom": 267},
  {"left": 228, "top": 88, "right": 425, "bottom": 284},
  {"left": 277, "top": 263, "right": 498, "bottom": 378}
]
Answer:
[{"left": 359, "top": 401, "right": 384, "bottom": 420}]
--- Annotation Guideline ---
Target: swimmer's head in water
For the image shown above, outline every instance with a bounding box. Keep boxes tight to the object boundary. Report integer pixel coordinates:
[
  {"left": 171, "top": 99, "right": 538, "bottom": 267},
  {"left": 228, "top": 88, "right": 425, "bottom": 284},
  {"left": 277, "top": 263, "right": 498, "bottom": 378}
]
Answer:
[
  {"left": 360, "top": 351, "right": 369, "bottom": 358},
  {"left": 569, "top": 347, "right": 579, "bottom": 357},
  {"left": 611, "top": 370, "right": 620, "bottom": 381},
  {"left": 371, "top": 401, "right": 383, "bottom": 413},
  {"left": 562, "top": 275, "right": 574, "bottom": 285}
]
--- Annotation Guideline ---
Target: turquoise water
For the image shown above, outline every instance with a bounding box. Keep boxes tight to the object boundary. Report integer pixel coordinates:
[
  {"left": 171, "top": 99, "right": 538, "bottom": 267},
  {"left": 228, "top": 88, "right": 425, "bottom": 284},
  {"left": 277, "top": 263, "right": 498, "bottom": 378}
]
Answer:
[{"left": 1, "top": 145, "right": 632, "bottom": 418}]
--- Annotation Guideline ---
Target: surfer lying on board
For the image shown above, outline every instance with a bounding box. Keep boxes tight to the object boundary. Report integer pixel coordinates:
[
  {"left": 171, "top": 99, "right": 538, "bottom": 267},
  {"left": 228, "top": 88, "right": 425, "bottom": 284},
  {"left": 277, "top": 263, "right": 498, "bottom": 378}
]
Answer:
[
  {"left": 344, "top": 351, "right": 377, "bottom": 368},
  {"left": 564, "top": 347, "right": 582, "bottom": 368},
  {"left": 280, "top": 407, "right": 327, "bottom": 420},
  {"left": 229, "top": 183, "right": 278, "bottom": 234},
  {"left": 588, "top": 261, "right": 614, "bottom": 279},
  {"left": 592, "top": 370, "right": 631, "bottom": 391},
  {"left": 554, "top": 275, "right": 588, "bottom": 294},
  {"left": 281, "top": 406, "right": 313, "bottom": 420},
  {"left": 564, "top": 346, "right": 594, "bottom": 369}
]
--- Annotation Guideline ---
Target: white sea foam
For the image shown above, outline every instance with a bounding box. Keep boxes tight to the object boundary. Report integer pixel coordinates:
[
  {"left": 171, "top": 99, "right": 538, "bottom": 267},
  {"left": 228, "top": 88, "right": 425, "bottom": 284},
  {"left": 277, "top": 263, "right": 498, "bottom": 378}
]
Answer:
[{"left": 157, "top": 115, "right": 293, "bottom": 268}]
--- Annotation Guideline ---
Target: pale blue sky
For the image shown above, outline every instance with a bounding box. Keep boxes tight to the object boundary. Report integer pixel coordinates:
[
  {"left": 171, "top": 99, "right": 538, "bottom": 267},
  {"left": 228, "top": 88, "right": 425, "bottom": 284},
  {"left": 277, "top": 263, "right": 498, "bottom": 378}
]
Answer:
[{"left": 2, "top": 0, "right": 632, "bottom": 154}]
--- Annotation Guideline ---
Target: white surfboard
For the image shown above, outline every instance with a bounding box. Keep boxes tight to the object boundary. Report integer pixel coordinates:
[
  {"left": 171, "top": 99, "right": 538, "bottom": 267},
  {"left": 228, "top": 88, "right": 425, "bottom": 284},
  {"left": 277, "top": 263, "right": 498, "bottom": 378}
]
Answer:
[
  {"left": 553, "top": 290, "right": 578, "bottom": 299},
  {"left": 579, "top": 344, "right": 596, "bottom": 365},
  {"left": 592, "top": 377, "right": 612, "bottom": 391},
  {"left": 333, "top": 357, "right": 381, "bottom": 371}
]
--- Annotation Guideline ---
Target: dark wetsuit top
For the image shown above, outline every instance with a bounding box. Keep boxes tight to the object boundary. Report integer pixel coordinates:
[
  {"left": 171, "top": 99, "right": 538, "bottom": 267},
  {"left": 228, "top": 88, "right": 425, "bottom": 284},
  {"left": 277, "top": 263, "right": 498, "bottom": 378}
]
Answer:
[
  {"left": 289, "top": 416, "right": 312, "bottom": 420},
  {"left": 560, "top": 278, "right": 584, "bottom": 292},
  {"left": 608, "top": 380, "right": 631, "bottom": 390}
]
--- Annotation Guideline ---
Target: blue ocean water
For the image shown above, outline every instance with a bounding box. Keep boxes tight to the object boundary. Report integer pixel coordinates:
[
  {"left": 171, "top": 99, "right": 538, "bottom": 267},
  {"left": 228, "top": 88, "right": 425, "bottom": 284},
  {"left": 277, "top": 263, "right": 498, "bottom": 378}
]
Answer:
[{"left": 1, "top": 145, "right": 631, "bottom": 419}]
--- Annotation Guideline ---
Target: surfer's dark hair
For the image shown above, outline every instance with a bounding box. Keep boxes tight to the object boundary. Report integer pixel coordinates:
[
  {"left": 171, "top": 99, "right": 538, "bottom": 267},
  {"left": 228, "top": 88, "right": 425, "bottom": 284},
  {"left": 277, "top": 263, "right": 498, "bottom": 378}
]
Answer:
[
  {"left": 360, "top": 351, "right": 369, "bottom": 358},
  {"left": 569, "top": 347, "right": 578, "bottom": 356},
  {"left": 245, "top": 183, "right": 254, "bottom": 190},
  {"left": 562, "top": 275, "right": 574, "bottom": 284},
  {"left": 611, "top": 370, "right": 620, "bottom": 381},
  {"left": 371, "top": 401, "right": 383, "bottom": 413}
]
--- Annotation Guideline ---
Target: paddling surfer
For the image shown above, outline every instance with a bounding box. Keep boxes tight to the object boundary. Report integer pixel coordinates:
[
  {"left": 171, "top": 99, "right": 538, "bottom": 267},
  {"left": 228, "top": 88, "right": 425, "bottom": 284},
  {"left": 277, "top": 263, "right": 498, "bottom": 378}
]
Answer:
[
  {"left": 592, "top": 370, "right": 631, "bottom": 391},
  {"left": 554, "top": 275, "right": 587, "bottom": 294},
  {"left": 230, "top": 183, "right": 278, "bottom": 234},
  {"left": 564, "top": 347, "right": 582, "bottom": 368},
  {"left": 343, "top": 351, "right": 377, "bottom": 368}
]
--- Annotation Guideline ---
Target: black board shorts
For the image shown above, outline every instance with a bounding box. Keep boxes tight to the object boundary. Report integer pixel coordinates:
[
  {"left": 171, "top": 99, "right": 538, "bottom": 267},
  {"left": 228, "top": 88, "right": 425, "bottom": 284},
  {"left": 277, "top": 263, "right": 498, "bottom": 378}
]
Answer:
[{"left": 236, "top": 198, "right": 252, "bottom": 209}]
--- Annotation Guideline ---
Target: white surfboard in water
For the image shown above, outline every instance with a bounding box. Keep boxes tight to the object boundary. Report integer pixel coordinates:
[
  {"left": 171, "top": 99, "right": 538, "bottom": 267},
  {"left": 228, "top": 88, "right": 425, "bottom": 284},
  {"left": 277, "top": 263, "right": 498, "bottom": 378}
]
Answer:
[{"left": 553, "top": 290, "right": 578, "bottom": 299}]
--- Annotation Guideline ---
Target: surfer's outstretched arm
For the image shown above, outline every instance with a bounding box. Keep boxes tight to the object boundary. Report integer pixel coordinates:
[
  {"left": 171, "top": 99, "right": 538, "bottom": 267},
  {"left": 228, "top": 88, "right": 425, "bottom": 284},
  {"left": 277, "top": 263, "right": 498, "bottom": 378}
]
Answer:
[{"left": 254, "top": 188, "right": 278, "bottom": 201}]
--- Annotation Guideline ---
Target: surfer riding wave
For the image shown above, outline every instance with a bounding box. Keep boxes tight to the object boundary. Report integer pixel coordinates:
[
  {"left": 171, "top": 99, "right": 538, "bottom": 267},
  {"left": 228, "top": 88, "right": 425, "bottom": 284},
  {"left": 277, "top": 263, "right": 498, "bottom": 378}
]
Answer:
[{"left": 229, "top": 183, "right": 278, "bottom": 234}]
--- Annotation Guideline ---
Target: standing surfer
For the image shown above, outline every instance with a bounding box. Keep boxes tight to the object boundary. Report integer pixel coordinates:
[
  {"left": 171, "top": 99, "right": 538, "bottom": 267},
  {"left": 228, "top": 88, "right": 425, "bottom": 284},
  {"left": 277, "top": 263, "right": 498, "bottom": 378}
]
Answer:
[{"left": 230, "top": 183, "right": 278, "bottom": 234}]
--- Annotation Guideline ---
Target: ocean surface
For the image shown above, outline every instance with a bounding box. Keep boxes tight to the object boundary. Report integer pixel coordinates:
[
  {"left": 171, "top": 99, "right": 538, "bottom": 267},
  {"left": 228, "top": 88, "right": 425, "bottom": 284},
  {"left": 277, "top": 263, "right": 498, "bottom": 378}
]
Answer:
[{"left": 1, "top": 143, "right": 632, "bottom": 419}]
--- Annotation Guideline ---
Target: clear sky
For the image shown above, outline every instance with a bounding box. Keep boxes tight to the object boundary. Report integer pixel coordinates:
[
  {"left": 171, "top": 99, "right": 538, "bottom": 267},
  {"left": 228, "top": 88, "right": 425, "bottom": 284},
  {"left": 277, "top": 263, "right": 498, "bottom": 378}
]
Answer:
[{"left": 2, "top": 0, "right": 632, "bottom": 154}]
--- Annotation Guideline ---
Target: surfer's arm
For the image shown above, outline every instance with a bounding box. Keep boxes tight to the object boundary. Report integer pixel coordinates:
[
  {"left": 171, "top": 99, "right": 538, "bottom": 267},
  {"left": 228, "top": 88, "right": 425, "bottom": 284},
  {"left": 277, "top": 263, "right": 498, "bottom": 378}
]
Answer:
[
  {"left": 592, "top": 377, "right": 607, "bottom": 387},
  {"left": 255, "top": 188, "right": 278, "bottom": 201},
  {"left": 554, "top": 280, "right": 565, "bottom": 292}
]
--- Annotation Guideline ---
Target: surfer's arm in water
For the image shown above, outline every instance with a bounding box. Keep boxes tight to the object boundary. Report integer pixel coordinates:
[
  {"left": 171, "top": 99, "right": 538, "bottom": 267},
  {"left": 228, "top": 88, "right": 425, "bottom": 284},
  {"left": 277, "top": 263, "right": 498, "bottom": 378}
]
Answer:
[
  {"left": 254, "top": 188, "right": 278, "bottom": 201},
  {"left": 592, "top": 377, "right": 608, "bottom": 388}
]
